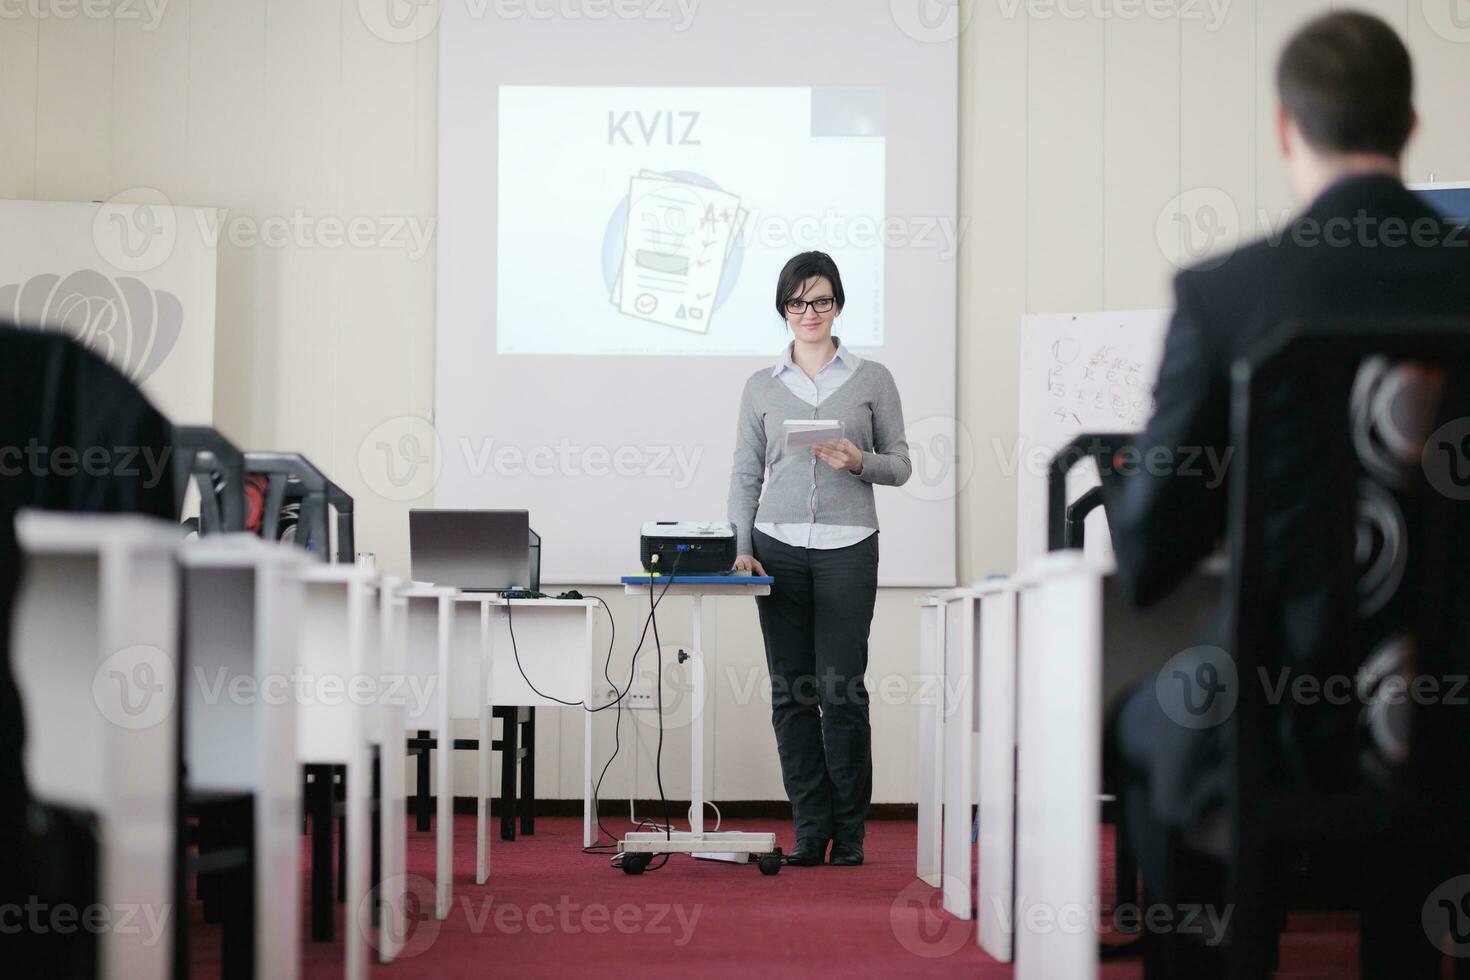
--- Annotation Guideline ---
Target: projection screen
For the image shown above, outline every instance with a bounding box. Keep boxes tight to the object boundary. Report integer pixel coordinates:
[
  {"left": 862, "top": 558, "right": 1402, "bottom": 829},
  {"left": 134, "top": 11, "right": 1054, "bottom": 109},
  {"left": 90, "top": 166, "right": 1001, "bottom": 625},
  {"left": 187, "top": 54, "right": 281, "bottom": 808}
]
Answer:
[{"left": 435, "top": 0, "right": 958, "bottom": 585}]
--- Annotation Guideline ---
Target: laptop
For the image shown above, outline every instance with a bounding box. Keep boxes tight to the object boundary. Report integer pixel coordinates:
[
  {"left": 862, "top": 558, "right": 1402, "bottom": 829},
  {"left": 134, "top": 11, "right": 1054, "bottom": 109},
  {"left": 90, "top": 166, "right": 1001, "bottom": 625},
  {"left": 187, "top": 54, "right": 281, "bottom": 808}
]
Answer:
[{"left": 409, "top": 509, "right": 531, "bottom": 592}]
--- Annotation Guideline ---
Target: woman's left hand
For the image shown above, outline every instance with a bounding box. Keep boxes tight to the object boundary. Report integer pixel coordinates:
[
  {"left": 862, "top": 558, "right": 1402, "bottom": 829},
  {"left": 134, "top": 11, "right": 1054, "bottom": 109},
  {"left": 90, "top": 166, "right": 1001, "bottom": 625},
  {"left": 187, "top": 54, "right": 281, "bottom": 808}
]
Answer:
[{"left": 813, "top": 438, "right": 864, "bottom": 474}]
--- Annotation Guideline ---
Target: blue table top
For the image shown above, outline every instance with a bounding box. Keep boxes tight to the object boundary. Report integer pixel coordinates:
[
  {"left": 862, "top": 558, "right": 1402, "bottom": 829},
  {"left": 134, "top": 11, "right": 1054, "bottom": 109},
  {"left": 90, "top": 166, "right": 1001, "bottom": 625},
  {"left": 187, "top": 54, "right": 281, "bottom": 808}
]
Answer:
[{"left": 621, "top": 574, "right": 774, "bottom": 585}]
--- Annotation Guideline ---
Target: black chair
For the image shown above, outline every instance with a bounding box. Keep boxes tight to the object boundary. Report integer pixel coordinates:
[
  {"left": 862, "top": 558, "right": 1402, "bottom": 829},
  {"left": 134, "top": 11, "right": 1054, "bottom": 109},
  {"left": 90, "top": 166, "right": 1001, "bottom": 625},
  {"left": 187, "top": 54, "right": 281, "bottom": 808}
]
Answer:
[
  {"left": 1164, "top": 319, "right": 1470, "bottom": 977},
  {"left": 184, "top": 793, "right": 255, "bottom": 977},
  {"left": 173, "top": 431, "right": 257, "bottom": 974},
  {"left": 408, "top": 709, "right": 536, "bottom": 842},
  {"left": 243, "top": 451, "right": 355, "bottom": 563},
  {"left": 239, "top": 453, "right": 363, "bottom": 942},
  {"left": 173, "top": 426, "right": 247, "bottom": 535}
]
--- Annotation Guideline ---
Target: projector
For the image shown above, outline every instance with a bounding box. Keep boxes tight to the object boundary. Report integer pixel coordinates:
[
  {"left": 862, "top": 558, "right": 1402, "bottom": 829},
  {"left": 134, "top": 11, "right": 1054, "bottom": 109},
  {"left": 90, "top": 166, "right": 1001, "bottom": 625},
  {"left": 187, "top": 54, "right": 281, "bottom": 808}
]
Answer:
[{"left": 640, "top": 521, "right": 737, "bottom": 574}]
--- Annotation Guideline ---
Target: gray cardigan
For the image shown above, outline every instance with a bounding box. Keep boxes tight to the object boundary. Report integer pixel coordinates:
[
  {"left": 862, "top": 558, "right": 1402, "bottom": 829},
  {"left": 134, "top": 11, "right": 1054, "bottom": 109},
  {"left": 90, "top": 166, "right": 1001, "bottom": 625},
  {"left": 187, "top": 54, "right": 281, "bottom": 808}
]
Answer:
[{"left": 727, "top": 358, "right": 911, "bottom": 556}]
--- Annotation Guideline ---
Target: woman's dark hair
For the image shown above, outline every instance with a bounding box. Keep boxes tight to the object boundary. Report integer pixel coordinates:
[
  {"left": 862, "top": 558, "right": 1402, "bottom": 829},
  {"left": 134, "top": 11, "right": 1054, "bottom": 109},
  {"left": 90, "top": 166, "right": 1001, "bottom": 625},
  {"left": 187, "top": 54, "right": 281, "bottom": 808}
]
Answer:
[
  {"left": 774, "top": 251, "right": 845, "bottom": 320},
  {"left": 1276, "top": 11, "right": 1413, "bottom": 159}
]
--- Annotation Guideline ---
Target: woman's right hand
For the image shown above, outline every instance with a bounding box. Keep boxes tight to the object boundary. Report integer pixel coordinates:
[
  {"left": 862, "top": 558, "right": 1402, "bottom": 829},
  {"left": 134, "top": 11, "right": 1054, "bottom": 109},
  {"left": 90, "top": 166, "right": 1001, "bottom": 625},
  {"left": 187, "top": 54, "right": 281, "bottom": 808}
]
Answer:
[{"left": 733, "top": 554, "right": 766, "bottom": 576}]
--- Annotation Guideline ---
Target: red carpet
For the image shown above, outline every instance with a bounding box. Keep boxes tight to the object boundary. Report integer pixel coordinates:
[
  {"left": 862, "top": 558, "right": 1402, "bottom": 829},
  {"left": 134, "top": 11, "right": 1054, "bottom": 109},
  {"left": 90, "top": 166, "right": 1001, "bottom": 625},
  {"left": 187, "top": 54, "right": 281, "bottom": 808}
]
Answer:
[{"left": 185, "top": 814, "right": 1364, "bottom": 977}]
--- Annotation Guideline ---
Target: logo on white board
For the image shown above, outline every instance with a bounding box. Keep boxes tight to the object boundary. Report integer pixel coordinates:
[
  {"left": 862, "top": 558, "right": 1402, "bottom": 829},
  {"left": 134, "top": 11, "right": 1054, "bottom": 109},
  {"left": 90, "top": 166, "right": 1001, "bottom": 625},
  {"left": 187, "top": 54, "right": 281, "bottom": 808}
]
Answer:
[{"left": 0, "top": 269, "right": 184, "bottom": 385}]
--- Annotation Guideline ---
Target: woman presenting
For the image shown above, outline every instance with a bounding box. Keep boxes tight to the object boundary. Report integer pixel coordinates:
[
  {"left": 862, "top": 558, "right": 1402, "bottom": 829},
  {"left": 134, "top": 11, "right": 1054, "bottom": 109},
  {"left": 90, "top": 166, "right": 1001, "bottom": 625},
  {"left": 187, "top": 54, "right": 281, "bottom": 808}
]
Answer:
[{"left": 727, "top": 251, "right": 911, "bottom": 867}]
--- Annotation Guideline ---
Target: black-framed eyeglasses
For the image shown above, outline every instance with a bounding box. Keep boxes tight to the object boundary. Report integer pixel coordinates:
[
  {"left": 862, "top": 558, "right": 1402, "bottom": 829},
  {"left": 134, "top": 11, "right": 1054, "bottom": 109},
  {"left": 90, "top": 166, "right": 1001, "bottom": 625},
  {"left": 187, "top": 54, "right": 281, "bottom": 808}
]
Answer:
[{"left": 785, "top": 296, "right": 836, "bottom": 316}]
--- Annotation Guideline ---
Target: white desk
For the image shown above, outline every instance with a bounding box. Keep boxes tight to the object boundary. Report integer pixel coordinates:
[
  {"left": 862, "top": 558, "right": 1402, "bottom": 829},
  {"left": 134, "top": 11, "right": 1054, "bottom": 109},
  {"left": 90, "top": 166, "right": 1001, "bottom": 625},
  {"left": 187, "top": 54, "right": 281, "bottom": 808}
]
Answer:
[
  {"left": 179, "top": 534, "right": 308, "bottom": 980},
  {"left": 975, "top": 575, "right": 1023, "bottom": 962},
  {"left": 11, "top": 511, "right": 182, "bottom": 980},
  {"left": 404, "top": 592, "right": 596, "bottom": 897},
  {"left": 400, "top": 584, "right": 458, "bottom": 917},
  {"left": 937, "top": 587, "right": 980, "bottom": 921},
  {"left": 295, "top": 565, "right": 377, "bottom": 980},
  {"left": 1014, "top": 554, "right": 1223, "bottom": 980},
  {"left": 618, "top": 577, "right": 779, "bottom": 868},
  {"left": 914, "top": 593, "right": 945, "bottom": 887},
  {"left": 1015, "top": 554, "right": 1102, "bottom": 979},
  {"left": 480, "top": 596, "right": 598, "bottom": 851},
  {"left": 372, "top": 575, "right": 408, "bottom": 963}
]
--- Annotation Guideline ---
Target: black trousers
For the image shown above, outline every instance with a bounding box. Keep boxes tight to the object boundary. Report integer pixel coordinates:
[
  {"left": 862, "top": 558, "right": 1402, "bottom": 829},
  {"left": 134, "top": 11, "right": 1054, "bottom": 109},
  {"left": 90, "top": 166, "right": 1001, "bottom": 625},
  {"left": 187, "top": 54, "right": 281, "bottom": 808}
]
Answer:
[{"left": 752, "top": 528, "right": 879, "bottom": 843}]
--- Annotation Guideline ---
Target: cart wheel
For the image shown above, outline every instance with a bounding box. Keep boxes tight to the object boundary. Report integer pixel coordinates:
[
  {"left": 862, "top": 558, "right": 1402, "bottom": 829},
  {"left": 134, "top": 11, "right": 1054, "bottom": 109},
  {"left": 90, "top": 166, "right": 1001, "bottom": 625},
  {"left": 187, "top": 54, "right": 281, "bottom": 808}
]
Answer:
[
  {"left": 622, "top": 853, "right": 651, "bottom": 875},
  {"left": 758, "top": 849, "right": 782, "bottom": 876}
]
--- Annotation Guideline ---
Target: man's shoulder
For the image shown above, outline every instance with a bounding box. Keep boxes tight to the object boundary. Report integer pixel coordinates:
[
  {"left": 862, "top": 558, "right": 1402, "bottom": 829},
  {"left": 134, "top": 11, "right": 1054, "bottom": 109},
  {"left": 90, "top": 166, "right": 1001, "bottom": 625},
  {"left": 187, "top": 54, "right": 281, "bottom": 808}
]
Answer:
[{"left": 1176, "top": 233, "right": 1283, "bottom": 294}]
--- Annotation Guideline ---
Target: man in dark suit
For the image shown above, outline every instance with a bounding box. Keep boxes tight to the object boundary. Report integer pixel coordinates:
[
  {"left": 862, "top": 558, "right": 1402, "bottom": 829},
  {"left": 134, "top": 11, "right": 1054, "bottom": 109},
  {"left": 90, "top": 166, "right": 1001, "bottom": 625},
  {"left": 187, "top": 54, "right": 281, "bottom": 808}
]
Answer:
[
  {"left": 0, "top": 323, "right": 176, "bottom": 973},
  {"left": 1103, "top": 10, "right": 1470, "bottom": 970}
]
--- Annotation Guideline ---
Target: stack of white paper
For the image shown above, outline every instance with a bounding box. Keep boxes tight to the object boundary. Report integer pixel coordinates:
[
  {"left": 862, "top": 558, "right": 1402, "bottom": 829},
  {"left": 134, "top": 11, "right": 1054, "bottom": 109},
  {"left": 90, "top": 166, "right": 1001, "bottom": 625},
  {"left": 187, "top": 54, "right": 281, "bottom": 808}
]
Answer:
[{"left": 782, "top": 419, "right": 844, "bottom": 455}]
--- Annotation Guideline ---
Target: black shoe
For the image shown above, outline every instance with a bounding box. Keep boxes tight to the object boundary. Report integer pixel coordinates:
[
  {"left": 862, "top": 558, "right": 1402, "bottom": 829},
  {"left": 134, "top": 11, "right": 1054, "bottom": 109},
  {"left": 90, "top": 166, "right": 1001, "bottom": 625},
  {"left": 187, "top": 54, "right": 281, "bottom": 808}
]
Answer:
[
  {"left": 784, "top": 837, "right": 829, "bottom": 866},
  {"left": 829, "top": 841, "right": 864, "bottom": 866}
]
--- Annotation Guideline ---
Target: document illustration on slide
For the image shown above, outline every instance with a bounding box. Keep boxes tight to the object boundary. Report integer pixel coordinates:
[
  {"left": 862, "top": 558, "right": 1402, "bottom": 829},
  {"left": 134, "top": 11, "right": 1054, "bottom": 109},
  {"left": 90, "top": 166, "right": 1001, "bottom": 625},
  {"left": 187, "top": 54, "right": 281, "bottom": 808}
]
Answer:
[
  {"left": 610, "top": 171, "right": 747, "bottom": 333},
  {"left": 496, "top": 86, "right": 886, "bottom": 356}
]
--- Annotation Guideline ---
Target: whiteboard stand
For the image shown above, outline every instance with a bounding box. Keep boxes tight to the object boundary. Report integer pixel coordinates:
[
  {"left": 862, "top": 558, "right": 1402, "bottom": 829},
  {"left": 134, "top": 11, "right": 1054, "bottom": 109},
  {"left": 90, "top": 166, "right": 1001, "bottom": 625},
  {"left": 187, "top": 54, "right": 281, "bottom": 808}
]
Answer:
[{"left": 617, "top": 578, "right": 782, "bottom": 875}]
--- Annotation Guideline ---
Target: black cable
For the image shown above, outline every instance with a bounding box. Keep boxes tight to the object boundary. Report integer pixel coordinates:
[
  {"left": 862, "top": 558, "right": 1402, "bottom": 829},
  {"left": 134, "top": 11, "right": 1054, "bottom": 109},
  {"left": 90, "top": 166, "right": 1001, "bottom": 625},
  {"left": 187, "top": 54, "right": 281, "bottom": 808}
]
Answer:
[
  {"left": 494, "top": 556, "right": 688, "bottom": 866},
  {"left": 576, "top": 562, "right": 680, "bottom": 857},
  {"left": 584, "top": 591, "right": 665, "bottom": 853},
  {"left": 504, "top": 597, "right": 585, "bottom": 707},
  {"left": 642, "top": 551, "right": 682, "bottom": 870},
  {"left": 506, "top": 589, "right": 674, "bottom": 716},
  {"left": 496, "top": 588, "right": 642, "bottom": 852}
]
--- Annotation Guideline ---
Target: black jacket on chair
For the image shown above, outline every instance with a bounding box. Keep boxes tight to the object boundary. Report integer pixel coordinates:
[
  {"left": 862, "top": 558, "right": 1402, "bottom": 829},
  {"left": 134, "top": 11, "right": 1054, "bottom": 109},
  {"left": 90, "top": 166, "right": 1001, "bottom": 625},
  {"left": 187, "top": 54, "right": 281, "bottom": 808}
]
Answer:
[
  {"left": 1102, "top": 175, "right": 1470, "bottom": 828},
  {"left": 0, "top": 322, "right": 176, "bottom": 909}
]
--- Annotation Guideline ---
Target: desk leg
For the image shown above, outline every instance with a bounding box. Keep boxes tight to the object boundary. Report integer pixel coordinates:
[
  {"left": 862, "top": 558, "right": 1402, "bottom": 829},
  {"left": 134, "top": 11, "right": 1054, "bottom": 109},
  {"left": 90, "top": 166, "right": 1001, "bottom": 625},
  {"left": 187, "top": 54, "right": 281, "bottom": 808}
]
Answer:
[
  {"left": 307, "top": 767, "right": 333, "bottom": 942},
  {"left": 917, "top": 605, "right": 940, "bottom": 887},
  {"left": 435, "top": 597, "right": 453, "bottom": 920},
  {"left": 584, "top": 605, "right": 595, "bottom": 848},
  {"left": 477, "top": 602, "right": 492, "bottom": 884},
  {"left": 690, "top": 595, "right": 704, "bottom": 838},
  {"left": 382, "top": 717, "right": 405, "bottom": 962},
  {"left": 345, "top": 749, "right": 370, "bottom": 980}
]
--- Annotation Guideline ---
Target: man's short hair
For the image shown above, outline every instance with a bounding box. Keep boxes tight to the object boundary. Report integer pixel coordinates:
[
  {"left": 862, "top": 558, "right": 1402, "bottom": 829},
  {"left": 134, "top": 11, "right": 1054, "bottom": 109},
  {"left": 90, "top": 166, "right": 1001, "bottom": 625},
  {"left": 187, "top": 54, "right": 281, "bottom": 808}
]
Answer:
[{"left": 1277, "top": 11, "right": 1414, "bottom": 159}]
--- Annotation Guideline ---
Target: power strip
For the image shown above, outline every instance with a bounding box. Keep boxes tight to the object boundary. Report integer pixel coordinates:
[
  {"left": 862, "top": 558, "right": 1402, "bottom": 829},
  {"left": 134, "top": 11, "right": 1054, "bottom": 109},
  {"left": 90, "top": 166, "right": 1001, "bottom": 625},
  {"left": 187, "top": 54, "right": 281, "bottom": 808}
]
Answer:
[{"left": 600, "top": 684, "right": 657, "bottom": 709}]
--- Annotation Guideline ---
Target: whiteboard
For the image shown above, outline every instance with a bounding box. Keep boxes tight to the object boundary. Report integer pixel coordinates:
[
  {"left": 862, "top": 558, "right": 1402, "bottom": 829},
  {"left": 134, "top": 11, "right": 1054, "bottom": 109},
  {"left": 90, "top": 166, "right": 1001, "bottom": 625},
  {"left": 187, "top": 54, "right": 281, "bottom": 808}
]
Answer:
[
  {"left": 1016, "top": 310, "right": 1170, "bottom": 568},
  {"left": 0, "top": 198, "right": 219, "bottom": 424}
]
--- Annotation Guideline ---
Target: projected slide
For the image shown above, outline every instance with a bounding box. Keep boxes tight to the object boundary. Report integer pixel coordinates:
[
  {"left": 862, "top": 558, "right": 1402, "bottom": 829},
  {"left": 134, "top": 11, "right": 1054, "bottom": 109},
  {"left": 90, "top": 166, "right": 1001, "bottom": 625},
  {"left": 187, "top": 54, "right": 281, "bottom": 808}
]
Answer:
[{"left": 497, "top": 86, "right": 886, "bottom": 356}]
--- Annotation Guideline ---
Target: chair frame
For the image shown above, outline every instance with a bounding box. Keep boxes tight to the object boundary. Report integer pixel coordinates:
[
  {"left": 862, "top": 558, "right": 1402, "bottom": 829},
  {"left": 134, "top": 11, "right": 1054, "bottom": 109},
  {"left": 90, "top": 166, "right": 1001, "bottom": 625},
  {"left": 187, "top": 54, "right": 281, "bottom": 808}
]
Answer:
[{"left": 1221, "top": 318, "right": 1470, "bottom": 978}]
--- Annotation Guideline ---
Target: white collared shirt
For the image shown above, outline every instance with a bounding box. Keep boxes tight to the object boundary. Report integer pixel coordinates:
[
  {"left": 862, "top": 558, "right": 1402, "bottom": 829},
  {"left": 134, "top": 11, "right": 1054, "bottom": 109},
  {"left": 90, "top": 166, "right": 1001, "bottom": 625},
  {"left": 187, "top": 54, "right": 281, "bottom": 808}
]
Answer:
[{"left": 755, "top": 337, "right": 878, "bottom": 551}]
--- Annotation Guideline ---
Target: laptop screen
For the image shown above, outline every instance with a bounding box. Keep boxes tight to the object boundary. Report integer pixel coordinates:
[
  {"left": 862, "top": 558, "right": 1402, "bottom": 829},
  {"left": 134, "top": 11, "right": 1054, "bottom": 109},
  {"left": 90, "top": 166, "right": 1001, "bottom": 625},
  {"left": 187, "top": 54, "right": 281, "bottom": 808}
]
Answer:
[{"left": 409, "top": 509, "right": 531, "bottom": 591}]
